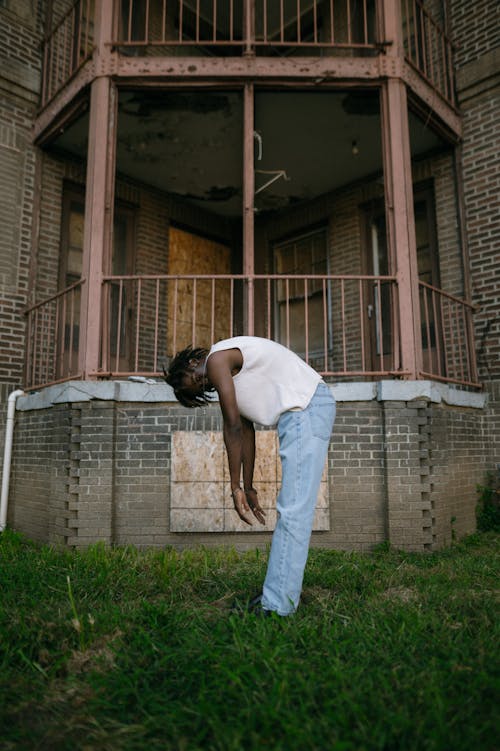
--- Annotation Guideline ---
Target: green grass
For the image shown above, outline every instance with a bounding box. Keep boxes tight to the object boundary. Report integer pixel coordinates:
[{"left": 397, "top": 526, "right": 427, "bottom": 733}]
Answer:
[{"left": 0, "top": 531, "right": 498, "bottom": 751}]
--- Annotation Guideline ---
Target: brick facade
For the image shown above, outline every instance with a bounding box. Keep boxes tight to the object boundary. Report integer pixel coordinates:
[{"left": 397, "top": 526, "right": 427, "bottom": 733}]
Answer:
[
  {"left": 1, "top": 2, "right": 499, "bottom": 551},
  {"left": 6, "top": 382, "right": 489, "bottom": 551}
]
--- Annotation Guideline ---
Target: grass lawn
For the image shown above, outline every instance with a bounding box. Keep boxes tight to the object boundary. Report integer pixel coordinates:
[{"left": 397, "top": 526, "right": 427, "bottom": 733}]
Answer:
[{"left": 0, "top": 530, "right": 498, "bottom": 751}]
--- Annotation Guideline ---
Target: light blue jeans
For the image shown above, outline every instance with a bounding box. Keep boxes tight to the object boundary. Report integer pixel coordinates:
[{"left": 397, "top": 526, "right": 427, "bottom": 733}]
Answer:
[{"left": 261, "top": 382, "right": 336, "bottom": 615}]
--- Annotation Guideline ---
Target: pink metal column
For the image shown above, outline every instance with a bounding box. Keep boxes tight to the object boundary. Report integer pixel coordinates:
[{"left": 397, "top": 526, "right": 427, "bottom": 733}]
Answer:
[
  {"left": 78, "top": 2, "right": 117, "bottom": 377},
  {"left": 380, "top": 0, "right": 423, "bottom": 378},
  {"left": 243, "top": 82, "right": 255, "bottom": 335}
]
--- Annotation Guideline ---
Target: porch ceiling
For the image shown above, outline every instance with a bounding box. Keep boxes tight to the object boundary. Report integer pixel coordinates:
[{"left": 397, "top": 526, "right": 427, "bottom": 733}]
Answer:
[{"left": 52, "top": 89, "right": 444, "bottom": 217}]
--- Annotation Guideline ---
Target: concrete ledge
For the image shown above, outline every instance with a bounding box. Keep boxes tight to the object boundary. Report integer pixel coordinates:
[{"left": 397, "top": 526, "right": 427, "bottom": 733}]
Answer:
[
  {"left": 331, "top": 382, "right": 377, "bottom": 402},
  {"left": 17, "top": 379, "right": 176, "bottom": 411},
  {"left": 376, "top": 380, "right": 487, "bottom": 409},
  {"left": 16, "top": 378, "right": 486, "bottom": 411}
]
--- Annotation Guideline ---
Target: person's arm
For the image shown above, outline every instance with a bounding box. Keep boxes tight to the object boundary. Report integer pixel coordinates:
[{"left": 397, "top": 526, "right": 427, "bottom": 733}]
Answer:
[
  {"left": 241, "top": 418, "right": 265, "bottom": 525},
  {"left": 207, "top": 351, "right": 265, "bottom": 526}
]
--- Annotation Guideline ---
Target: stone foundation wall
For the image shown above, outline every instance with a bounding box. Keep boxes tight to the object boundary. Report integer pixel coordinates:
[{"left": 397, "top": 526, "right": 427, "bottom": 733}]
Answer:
[{"left": 5, "top": 380, "right": 489, "bottom": 552}]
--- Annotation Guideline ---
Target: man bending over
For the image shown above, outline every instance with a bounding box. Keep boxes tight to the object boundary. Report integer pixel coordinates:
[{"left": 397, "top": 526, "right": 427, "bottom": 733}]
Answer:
[{"left": 164, "top": 336, "right": 336, "bottom": 617}]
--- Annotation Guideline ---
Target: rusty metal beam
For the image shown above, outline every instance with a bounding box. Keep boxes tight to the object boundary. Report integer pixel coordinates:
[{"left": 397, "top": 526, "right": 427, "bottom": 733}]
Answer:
[
  {"left": 33, "top": 61, "right": 94, "bottom": 144},
  {"left": 381, "top": 77, "right": 423, "bottom": 379},
  {"left": 115, "top": 53, "right": 382, "bottom": 81},
  {"left": 380, "top": 0, "right": 422, "bottom": 379},
  {"left": 78, "top": 75, "right": 118, "bottom": 378},
  {"left": 77, "top": 1, "right": 118, "bottom": 378}
]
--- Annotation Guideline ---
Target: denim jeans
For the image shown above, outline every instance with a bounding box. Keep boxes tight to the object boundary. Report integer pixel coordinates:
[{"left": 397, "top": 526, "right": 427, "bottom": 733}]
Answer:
[{"left": 261, "top": 382, "right": 336, "bottom": 615}]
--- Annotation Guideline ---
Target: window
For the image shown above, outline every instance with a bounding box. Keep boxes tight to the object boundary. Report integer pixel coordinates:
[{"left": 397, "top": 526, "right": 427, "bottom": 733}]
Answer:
[
  {"left": 364, "top": 182, "right": 441, "bottom": 368},
  {"left": 274, "top": 227, "right": 330, "bottom": 356},
  {"left": 59, "top": 185, "right": 136, "bottom": 373}
]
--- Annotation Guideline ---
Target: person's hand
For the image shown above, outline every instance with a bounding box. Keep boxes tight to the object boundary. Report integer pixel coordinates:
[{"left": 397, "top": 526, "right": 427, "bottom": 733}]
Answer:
[
  {"left": 244, "top": 487, "right": 266, "bottom": 526},
  {"left": 232, "top": 487, "right": 253, "bottom": 525}
]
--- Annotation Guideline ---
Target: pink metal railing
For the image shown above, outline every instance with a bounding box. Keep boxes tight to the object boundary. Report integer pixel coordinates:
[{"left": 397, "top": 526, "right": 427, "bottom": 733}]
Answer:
[
  {"left": 419, "top": 281, "right": 479, "bottom": 387},
  {"left": 402, "top": 0, "right": 455, "bottom": 105},
  {"left": 41, "top": 0, "right": 95, "bottom": 107},
  {"left": 24, "top": 280, "right": 84, "bottom": 390},
  {"left": 24, "top": 275, "right": 480, "bottom": 389},
  {"left": 114, "top": 0, "right": 378, "bottom": 51},
  {"left": 97, "top": 273, "right": 401, "bottom": 378}
]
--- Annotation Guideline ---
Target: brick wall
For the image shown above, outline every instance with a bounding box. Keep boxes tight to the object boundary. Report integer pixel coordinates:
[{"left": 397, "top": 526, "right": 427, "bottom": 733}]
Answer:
[
  {"left": 0, "top": 2, "right": 44, "bottom": 388},
  {"left": 7, "top": 386, "right": 487, "bottom": 552},
  {"left": 451, "top": 0, "right": 499, "bottom": 71},
  {"left": 450, "top": 0, "right": 500, "bottom": 467}
]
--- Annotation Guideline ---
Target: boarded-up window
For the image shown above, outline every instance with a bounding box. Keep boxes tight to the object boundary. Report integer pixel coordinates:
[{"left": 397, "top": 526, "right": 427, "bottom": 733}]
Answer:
[{"left": 167, "top": 226, "right": 232, "bottom": 354}]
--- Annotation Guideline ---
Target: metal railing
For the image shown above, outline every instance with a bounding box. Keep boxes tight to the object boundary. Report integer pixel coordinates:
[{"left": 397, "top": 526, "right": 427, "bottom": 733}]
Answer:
[
  {"left": 97, "top": 273, "right": 401, "bottom": 377},
  {"left": 419, "top": 281, "right": 478, "bottom": 387},
  {"left": 24, "top": 275, "right": 480, "bottom": 390},
  {"left": 24, "top": 280, "right": 84, "bottom": 390},
  {"left": 402, "top": 0, "right": 455, "bottom": 105},
  {"left": 39, "top": 1, "right": 455, "bottom": 108},
  {"left": 115, "top": 0, "right": 378, "bottom": 52},
  {"left": 41, "top": 0, "right": 95, "bottom": 107}
]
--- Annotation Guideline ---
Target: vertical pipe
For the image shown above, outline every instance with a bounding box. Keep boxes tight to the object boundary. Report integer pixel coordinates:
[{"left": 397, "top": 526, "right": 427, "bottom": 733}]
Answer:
[
  {"left": 0, "top": 390, "right": 25, "bottom": 533},
  {"left": 346, "top": 0, "right": 351, "bottom": 45},
  {"left": 243, "top": 83, "right": 255, "bottom": 335}
]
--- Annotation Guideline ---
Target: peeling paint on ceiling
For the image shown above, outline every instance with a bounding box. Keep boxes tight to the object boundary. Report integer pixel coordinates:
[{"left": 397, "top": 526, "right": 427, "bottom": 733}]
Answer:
[{"left": 52, "top": 88, "right": 445, "bottom": 217}]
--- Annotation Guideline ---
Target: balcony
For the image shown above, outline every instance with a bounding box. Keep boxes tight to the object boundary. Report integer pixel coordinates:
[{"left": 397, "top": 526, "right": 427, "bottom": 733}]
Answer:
[
  {"left": 40, "top": 0, "right": 456, "bottom": 109},
  {"left": 24, "top": 272, "right": 478, "bottom": 391}
]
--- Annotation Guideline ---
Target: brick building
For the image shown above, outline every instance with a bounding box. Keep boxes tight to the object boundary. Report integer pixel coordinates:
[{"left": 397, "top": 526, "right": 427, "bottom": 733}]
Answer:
[{"left": 0, "top": 0, "right": 498, "bottom": 551}]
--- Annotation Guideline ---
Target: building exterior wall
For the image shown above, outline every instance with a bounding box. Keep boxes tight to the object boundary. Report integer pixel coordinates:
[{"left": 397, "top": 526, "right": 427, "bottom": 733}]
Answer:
[
  {"left": 7, "top": 382, "right": 488, "bottom": 552},
  {"left": 452, "top": 0, "right": 500, "bottom": 484},
  {"left": 1, "top": 1, "right": 498, "bottom": 551}
]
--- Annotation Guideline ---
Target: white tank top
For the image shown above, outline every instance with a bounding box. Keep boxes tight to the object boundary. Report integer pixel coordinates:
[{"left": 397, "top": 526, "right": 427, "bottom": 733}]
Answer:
[{"left": 208, "top": 336, "right": 322, "bottom": 427}]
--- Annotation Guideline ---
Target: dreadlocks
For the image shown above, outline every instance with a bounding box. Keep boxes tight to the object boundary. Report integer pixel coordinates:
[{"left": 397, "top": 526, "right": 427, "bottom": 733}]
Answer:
[{"left": 163, "top": 345, "right": 215, "bottom": 408}]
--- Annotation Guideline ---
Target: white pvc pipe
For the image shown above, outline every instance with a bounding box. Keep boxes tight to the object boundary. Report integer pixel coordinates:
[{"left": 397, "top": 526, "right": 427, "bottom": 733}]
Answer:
[{"left": 0, "top": 389, "right": 24, "bottom": 532}]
